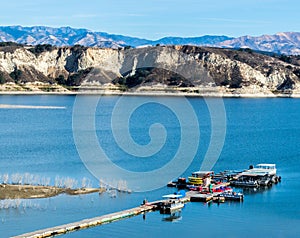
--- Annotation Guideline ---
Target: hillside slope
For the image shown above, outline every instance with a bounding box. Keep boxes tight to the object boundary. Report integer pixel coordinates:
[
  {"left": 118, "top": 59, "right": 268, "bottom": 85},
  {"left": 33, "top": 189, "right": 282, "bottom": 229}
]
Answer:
[{"left": 0, "top": 44, "right": 299, "bottom": 96}]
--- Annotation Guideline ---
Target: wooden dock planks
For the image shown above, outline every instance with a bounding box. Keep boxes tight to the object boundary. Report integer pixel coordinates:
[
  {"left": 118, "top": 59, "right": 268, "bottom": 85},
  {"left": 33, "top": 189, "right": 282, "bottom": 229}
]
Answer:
[
  {"left": 13, "top": 205, "right": 155, "bottom": 238},
  {"left": 13, "top": 182, "right": 230, "bottom": 238}
]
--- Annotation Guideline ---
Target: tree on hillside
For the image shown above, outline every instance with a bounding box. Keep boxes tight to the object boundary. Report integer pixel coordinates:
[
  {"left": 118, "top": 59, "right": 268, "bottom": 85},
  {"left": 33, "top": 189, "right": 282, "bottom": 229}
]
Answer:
[
  {"left": 9, "top": 68, "right": 22, "bottom": 83},
  {"left": 28, "top": 44, "right": 55, "bottom": 55},
  {"left": 0, "top": 72, "right": 5, "bottom": 84},
  {"left": 55, "top": 75, "right": 66, "bottom": 85}
]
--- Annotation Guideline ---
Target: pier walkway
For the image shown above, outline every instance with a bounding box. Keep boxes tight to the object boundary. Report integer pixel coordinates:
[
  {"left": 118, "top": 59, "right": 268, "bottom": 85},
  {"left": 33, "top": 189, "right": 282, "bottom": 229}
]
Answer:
[
  {"left": 13, "top": 204, "right": 156, "bottom": 238},
  {"left": 14, "top": 183, "right": 229, "bottom": 238}
]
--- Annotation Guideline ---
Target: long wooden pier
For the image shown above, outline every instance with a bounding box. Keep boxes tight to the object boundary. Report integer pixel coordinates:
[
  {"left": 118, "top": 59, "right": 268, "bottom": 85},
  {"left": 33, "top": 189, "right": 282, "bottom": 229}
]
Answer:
[
  {"left": 14, "top": 198, "right": 191, "bottom": 238},
  {"left": 13, "top": 204, "right": 157, "bottom": 238},
  {"left": 13, "top": 183, "right": 229, "bottom": 238}
]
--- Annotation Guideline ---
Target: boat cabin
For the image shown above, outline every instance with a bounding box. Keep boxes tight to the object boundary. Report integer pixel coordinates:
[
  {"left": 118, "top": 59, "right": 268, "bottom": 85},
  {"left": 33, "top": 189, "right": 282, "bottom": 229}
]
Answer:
[
  {"left": 188, "top": 171, "right": 214, "bottom": 186},
  {"left": 256, "top": 164, "right": 276, "bottom": 170},
  {"left": 248, "top": 163, "right": 277, "bottom": 175},
  {"left": 191, "top": 171, "right": 214, "bottom": 178},
  {"left": 160, "top": 194, "right": 184, "bottom": 214}
]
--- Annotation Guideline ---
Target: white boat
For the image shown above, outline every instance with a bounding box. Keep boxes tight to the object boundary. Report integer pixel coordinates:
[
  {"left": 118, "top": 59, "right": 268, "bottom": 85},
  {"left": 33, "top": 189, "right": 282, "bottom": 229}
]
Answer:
[
  {"left": 162, "top": 194, "right": 184, "bottom": 199},
  {"left": 231, "top": 164, "right": 278, "bottom": 188},
  {"left": 159, "top": 194, "right": 184, "bottom": 214},
  {"left": 247, "top": 164, "right": 277, "bottom": 176}
]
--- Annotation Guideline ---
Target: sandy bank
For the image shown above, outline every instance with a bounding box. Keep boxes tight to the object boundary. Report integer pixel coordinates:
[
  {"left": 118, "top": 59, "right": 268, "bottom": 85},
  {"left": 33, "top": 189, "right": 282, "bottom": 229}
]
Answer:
[
  {"left": 0, "top": 184, "right": 105, "bottom": 199},
  {"left": 0, "top": 104, "right": 66, "bottom": 109},
  {"left": 1, "top": 90, "right": 300, "bottom": 98}
]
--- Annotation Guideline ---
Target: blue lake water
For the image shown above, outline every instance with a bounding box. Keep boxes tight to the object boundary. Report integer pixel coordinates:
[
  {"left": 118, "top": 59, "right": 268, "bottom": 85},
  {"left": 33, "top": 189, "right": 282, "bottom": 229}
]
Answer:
[{"left": 0, "top": 95, "right": 299, "bottom": 237}]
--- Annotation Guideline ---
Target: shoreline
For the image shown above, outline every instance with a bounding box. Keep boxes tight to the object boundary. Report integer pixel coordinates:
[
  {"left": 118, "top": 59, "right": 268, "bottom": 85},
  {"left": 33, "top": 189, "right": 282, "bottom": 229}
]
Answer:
[
  {"left": 0, "top": 184, "right": 105, "bottom": 200},
  {"left": 0, "top": 90, "right": 300, "bottom": 98}
]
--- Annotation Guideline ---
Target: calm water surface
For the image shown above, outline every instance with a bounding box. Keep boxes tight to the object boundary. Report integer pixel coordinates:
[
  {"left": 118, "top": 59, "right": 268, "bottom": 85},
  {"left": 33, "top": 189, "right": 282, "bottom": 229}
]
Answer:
[{"left": 0, "top": 95, "right": 299, "bottom": 238}]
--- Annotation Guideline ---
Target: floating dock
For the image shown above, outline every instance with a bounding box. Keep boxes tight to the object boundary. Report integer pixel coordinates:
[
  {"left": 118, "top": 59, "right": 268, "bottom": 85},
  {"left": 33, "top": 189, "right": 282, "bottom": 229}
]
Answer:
[{"left": 189, "top": 192, "right": 213, "bottom": 202}]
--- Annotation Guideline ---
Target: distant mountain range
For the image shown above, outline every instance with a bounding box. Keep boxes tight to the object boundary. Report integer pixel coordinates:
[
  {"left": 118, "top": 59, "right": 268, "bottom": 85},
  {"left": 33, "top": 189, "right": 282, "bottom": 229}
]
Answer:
[{"left": 0, "top": 26, "right": 300, "bottom": 55}]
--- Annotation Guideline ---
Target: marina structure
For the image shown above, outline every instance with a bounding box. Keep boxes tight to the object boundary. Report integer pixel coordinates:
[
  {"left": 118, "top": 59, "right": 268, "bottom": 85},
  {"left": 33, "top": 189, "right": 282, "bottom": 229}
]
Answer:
[{"left": 13, "top": 164, "right": 280, "bottom": 238}]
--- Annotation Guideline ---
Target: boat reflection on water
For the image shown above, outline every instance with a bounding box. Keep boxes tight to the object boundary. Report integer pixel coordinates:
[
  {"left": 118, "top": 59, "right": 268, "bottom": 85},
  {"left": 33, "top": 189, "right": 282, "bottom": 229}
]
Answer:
[
  {"left": 242, "top": 186, "right": 273, "bottom": 195},
  {"left": 162, "top": 211, "right": 182, "bottom": 222}
]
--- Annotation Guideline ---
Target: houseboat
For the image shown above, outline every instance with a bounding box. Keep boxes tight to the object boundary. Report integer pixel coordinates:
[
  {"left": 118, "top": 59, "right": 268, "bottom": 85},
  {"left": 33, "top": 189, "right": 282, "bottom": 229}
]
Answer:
[
  {"left": 159, "top": 194, "right": 184, "bottom": 214},
  {"left": 247, "top": 164, "right": 277, "bottom": 176},
  {"left": 231, "top": 163, "right": 279, "bottom": 187}
]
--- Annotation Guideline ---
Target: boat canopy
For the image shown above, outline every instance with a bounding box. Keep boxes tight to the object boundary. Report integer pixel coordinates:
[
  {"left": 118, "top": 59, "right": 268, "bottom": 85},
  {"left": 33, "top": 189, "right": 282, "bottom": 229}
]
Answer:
[
  {"left": 162, "top": 194, "right": 183, "bottom": 199},
  {"left": 191, "top": 171, "right": 214, "bottom": 177},
  {"left": 240, "top": 171, "right": 269, "bottom": 177},
  {"left": 256, "top": 164, "right": 276, "bottom": 169}
]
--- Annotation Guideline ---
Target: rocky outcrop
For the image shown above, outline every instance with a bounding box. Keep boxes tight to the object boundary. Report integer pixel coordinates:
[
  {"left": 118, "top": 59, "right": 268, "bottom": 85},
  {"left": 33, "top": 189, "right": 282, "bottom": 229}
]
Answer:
[{"left": 0, "top": 44, "right": 300, "bottom": 96}]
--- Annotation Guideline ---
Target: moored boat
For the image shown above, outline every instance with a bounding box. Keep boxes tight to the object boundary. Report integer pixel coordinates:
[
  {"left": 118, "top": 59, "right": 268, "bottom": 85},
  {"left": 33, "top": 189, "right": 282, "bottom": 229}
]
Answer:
[
  {"left": 248, "top": 164, "right": 277, "bottom": 176},
  {"left": 188, "top": 171, "right": 213, "bottom": 185},
  {"left": 159, "top": 194, "right": 185, "bottom": 214},
  {"left": 231, "top": 163, "right": 280, "bottom": 188},
  {"left": 230, "top": 179, "right": 258, "bottom": 187},
  {"left": 213, "top": 186, "right": 233, "bottom": 193},
  {"left": 167, "top": 177, "right": 187, "bottom": 189},
  {"left": 213, "top": 196, "right": 225, "bottom": 203},
  {"left": 219, "top": 191, "right": 244, "bottom": 201}
]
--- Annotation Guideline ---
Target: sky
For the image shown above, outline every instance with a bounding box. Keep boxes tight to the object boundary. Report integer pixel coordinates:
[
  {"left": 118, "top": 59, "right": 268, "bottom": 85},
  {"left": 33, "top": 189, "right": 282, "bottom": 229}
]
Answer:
[{"left": 0, "top": 0, "right": 299, "bottom": 39}]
